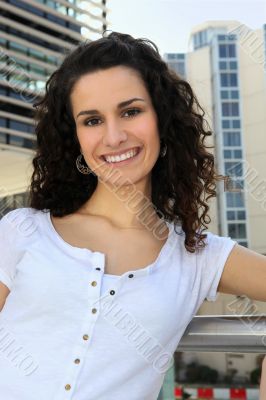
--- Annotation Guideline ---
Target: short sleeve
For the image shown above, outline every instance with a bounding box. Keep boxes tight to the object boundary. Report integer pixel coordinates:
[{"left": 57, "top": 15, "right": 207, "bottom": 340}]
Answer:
[
  {"left": 200, "top": 232, "right": 237, "bottom": 302},
  {"left": 0, "top": 211, "right": 17, "bottom": 290},
  {"left": 0, "top": 208, "right": 36, "bottom": 291}
]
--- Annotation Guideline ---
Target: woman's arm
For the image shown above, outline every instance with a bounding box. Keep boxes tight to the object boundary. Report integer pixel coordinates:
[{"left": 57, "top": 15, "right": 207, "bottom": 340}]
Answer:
[
  {"left": 217, "top": 244, "right": 266, "bottom": 301},
  {"left": 260, "top": 356, "right": 266, "bottom": 399},
  {"left": 0, "top": 281, "right": 10, "bottom": 312}
]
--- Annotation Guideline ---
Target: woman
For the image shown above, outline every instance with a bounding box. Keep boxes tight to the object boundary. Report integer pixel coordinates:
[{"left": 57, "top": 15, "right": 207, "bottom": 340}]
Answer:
[
  {"left": 260, "top": 356, "right": 266, "bottom": 398},
  {"left": 0, "top": 31, "right": 265, "bottom": 400}
]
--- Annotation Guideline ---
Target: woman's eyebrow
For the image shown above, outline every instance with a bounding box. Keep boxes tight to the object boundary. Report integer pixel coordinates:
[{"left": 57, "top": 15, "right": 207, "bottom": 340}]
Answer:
[{"left": 76, "top": 97, "right": 145, "bottom": 119}]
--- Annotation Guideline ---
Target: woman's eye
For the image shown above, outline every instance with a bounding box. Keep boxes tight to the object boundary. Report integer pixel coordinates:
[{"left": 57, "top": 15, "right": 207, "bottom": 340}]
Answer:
[
  {"left": 123, "top": 108, "right": 141, "bottom": 117},
  {"left": 84, "top": 118, "right": 100, "bottom": 127},
  {"left": 84, "top": 108, "right": 141, "bottom": 127}
]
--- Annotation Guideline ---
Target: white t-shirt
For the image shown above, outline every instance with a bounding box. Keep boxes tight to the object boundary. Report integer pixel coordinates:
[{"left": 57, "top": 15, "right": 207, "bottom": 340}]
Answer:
[{"left": 0, "top": 207, "right": 237, "bottom": 400}]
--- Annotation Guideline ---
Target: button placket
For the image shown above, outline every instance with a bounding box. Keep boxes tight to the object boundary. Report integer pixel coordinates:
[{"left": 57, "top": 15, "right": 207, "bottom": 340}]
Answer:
[
  {"left": 56, "top": 266, "right": 104, "bottom": 400},
  {"left": 57, "top": 313, "right": 99, "bottom": 399}
]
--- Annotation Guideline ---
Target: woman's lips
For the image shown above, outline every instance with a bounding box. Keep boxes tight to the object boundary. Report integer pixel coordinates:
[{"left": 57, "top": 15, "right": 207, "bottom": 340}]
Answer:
[{"left": 101, "top": 146, "right": 142, "bottom": 166}]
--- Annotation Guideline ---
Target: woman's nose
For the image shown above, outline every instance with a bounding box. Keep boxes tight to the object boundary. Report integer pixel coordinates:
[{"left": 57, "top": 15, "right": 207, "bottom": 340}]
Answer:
[{"left": 102, "top": 119, "right": 128, "bottom": 147}]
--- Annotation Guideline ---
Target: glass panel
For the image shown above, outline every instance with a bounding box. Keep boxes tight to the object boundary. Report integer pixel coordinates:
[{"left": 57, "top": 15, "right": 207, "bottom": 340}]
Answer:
[
  {"left": 222, "top": 120, "right": 230, "bottom": 129},
  {"left": 231, "top": 90, "right": 239, "bottom": 99},
  {"left": 229, "top": 44, "right": 236, "bottom": 58},
  {"left": 219, "top": 44, "right": 227, "bottom": 58},
  {"left": 227, "top": 211, "right": 235, "bottom": 220},
  {"left": 229, "top": 73, "right": 238, "bottom": 86},
  {"left": 10, "top": 41, "right": 28, "bottom": 55},
  {"left": 232, "top": 120, "right": 241, "bottom": 128},
  {"left": 237, "top": 211, "right": 246, "bottom": 220},
  {"left": 228, "top": 223, "right": 246, "bottom": 239},
  {"left": 222, "top": 103, "right": 230, "bottom": 116},
  {"left": 0, "top": 117, "right": 7, "bottom": 127},
  {"left": 10, "top": 121, "right": 34, "bottom": 133},
  {"left": 221, "top": 90, "right": 229, "bottom": 99},
  {"left": 219, "top": 61, "right": 227, "bottom": 70},
  {"left": 220, "top": 73, "right": 228, "bottom": 86},
  {"left": 232, "top": 103, "right": 239, "bottom": 116},
  {"left": 238, "top": 223, "right": 247, "bottom": 238},
  {"left": 230, "top": 61, "right": 238, "bottom": 69},
  {"left": 224, "top": 150, "right": 232, "bottom": 158},
  {"left": 234, "top": 149, "right": 242, "bottom": 158},
  {"left": 225, "top": 161, "right": 243, "bottom": 176},
  {"left": 228, "top": 223, "right": 237, "bottom": 238},
  {"left": 10, "top": 135, "right": 24, "bottom": 146}
]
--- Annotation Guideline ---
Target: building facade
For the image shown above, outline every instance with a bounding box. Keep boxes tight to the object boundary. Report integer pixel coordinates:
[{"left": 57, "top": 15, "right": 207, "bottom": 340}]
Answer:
[
  {"left": 0, "top": 0, "right": 108, "bottom": 214},
  {"left": 164, "top": 20, "right": 266, "bottom": 382}
]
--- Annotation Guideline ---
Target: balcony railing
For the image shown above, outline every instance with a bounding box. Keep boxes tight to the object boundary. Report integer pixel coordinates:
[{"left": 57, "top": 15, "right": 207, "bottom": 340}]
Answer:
[
  {"left": 159, "top": 315, "right": 265, "bottom": 399},
  {"left": 177, "top": 314, "right": 266, "bottom": 352}
]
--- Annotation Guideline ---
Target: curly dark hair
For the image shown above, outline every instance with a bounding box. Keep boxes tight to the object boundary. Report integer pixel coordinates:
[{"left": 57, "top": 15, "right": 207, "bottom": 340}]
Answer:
[{"left": 28, "top": 30, "right": 225, "bottom": 252}]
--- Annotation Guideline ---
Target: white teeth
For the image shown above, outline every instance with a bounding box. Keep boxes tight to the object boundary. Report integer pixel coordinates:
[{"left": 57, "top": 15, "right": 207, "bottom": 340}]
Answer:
[{"left": 104, "top": 148, "right": 139, "bottom": 163}]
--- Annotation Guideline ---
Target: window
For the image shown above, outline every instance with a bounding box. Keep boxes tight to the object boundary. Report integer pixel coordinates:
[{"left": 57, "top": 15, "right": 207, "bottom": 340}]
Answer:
[
  {"left": 225, "top": 161, "right": 243, "bottom": 176},
  {"left": 237, "top": 211, "right": 246, "bottom": 220},
  {"left": 229, "top": 44, "right": 236, "bottom": 57},
  {"left": 224, "top": 150, "right": 232, "bottom": 158},
  {"left": 234, "top": 149, "right": 242, "bottom": 158},
  {"left": 220, "top": 73, "right": 238, "bottom": 87},
  {"left": 221, "top": 90, "right": 229, "bottom": 99},
  {"left": 226, "top": 192, "right": 245, "bottom": 207},
  {"left": 231, "top": 90, "right": 239, "bottom": 99},
  {"left": 227, "top": 211, "right": 235, "bottom": 220},
  {"left": 219, "top": 61, "right": 227, "bottom": 70},
  {"left": 0, "top": 118, "right": 7, "bottom": 127},
  {"left": 219, "top": 44, "right": 227, "bottom": 58},
  {"left": 0, "top": 38, "right": 7, "bottom": 46},
  {"left": 222, "top": 102, "right": 239, "bottom": 116},
  {"left": 219, "top": 44, "right": 236, "bottom": 58},
  {"left": 230, "top": 61, "right": 238, "bottom": 69},
  {"left": 230, "top": 73, "right": 238, "bottom": 86},
  {"left": 222, "top": 120, "right": 230, "bottom": 129},
  {"left": 232, "top": 119, "right": 241, "bottom": 128},
  {"left": 225, "top": 178, "right": 245, "bottom": 192},
  {"left": 228, "top": 223, "right": 246, "bottom": 239},
  {"left": 10, "top": 121, "right": 34, "bottom": 133},
  {"left": 10, "top": 41, "right": 28, "bottom": 55}
]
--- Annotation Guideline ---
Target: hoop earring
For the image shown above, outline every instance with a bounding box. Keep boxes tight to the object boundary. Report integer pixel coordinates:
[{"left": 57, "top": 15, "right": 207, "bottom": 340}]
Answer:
[
  {"left": 160, "top": 142, "right": 167, "bottom": 158},
  {"left": 76, "top": 153, "right": 91, "bottom": 175}
]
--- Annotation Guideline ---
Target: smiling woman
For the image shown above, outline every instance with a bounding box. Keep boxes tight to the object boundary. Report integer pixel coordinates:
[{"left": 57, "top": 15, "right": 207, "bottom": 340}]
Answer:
[
  {"left": 29, "top": 30, "right": 221, "bottom": 252},
  {"left": 0, "top": 30, "right": 265, "bottom": 400}
]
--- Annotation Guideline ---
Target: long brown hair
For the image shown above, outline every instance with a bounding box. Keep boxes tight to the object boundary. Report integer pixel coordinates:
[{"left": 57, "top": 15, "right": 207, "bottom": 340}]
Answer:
[{"left": 29, "top": 31, "right": 225, "bottom": 252}]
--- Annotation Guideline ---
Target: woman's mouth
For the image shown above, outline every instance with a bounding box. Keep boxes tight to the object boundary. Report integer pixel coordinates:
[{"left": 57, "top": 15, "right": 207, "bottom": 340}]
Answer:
[{"left": 100, "top": 147, "right": 143, "bottom": 166}]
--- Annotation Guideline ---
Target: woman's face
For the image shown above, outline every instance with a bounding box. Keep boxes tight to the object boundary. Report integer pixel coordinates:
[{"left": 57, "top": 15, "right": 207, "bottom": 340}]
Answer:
[{"left": 70, "top": 65, "right": 161, "bottom": 187}]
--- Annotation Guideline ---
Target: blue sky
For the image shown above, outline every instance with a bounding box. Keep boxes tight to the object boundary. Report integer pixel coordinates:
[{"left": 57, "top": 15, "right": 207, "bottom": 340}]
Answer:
[{"left": 107, "top": 0, "right": 266, "bottom": 55}]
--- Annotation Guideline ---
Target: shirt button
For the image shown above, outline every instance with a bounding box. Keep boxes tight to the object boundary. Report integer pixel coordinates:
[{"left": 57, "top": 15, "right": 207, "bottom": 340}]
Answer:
[
  {"left": 110, "top": 290, "right": 115, "bottom": 295},
  {"left": 74, "top": 358, "right": 80, "bottom": 364},
  {"left": 95, "top": 267, "right": 101, "bottom": 271},
  {"left": 91, "top": 281, "right": 97, "bottom": 287},
  {"left": 83, "top": 334, "right": 89, "bottom": 340},
  {"left": 65, "top": 384, "right": 71, "bottom": 390},
  {"left": 92, "top": 308, "right": 97, "bottom": 314},
  {"left": 128, "top": 273, "right": 134, "bottom": 278}
]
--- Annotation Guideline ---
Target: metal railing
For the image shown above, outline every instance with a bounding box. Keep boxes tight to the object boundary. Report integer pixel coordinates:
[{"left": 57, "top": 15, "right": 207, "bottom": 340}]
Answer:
[
  {"left": 159, "top": 315, "right": 265, "bottom": 399},
  {"left": 177, "top": 314, "right": 266, "bottom": 352}
]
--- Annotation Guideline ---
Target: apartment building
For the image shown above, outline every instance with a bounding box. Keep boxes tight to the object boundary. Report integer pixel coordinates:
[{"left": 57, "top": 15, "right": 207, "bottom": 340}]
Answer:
[
  {"left": 164, "top": 20, "right": 266, "bottom": 380},
  {"left": 0, "top": 0, "right": 108, "bottom": 214}
]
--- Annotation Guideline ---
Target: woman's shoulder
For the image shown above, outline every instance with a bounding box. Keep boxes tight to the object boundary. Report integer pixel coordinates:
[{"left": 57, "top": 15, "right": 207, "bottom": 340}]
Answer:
[{"left": 0, "top": 207, "right": 45, "bottom": 240}]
